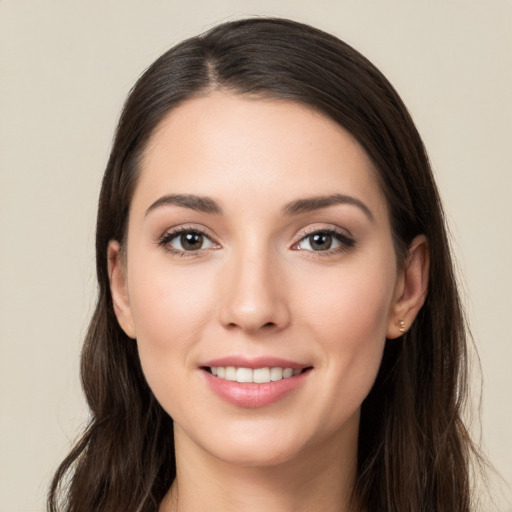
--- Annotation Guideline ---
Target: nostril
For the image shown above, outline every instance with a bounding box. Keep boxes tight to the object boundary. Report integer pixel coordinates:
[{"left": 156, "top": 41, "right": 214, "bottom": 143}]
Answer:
[{"left": 225, "top": 321, "right": 277, "bottom": 331}]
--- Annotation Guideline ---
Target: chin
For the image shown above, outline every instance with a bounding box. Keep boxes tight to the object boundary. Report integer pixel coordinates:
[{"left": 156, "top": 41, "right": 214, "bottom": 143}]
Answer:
[
  {"left": 208, "top": 441, "right": 304, "bottom": 468},
  {"left": 178, "top": 419, "right": 312, "bottom": 468}
]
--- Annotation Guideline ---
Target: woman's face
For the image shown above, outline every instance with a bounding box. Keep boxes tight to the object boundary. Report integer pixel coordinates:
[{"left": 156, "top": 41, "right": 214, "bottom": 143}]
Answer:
[{"left": 110, "top": 92, "right": 407, "bottom": 467}]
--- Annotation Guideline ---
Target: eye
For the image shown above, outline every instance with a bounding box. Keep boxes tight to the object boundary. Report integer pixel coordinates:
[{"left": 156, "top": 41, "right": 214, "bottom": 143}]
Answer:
[
  {"left": 159, "top": 228, "right": 219, "bottom": 254},
  {"left": 294, "top": 229, "right": 355, "bottom": 253}
]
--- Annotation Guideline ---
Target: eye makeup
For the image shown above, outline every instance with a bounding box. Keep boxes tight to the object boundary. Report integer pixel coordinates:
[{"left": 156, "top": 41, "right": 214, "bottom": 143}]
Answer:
[
  {"left": 291, "top": 226, "right": 356, "bottom": 257},
  {"left": 157, "top": 226, "right": 220, "bottom": 257},
  {"left": 156, "top": 222, "right": 356, "bottom": 260}
]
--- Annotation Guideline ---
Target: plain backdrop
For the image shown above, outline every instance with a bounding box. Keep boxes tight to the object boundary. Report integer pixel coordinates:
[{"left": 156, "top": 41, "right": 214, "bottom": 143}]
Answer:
[{"left": 1, "top": 1, "right": 511, "bottom": 510}]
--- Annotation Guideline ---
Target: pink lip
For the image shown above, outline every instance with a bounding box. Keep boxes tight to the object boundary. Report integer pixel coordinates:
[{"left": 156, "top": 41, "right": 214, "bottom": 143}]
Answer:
[
  {"left": 200, "top": 356, "right": 312, "bottom": 408},
  {"left": 201, "top": 356, "right": 308, "bottom": 370}
]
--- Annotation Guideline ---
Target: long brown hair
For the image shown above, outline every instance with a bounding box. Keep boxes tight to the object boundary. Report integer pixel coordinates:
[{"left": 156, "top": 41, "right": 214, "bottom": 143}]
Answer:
[{"left": 49, "top": 17, "right": 481, "bottom": 511}]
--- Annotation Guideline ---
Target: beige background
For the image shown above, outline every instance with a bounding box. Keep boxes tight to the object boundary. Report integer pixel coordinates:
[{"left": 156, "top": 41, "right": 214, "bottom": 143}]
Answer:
[{"left": 1, "top": 1, "right": 511, "bottom": 510}]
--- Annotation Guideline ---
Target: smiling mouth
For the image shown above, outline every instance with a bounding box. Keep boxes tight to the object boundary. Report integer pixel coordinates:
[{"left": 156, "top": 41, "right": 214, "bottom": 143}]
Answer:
[{"left": 203, "top": 366, "right": 312, "bottom": 384}]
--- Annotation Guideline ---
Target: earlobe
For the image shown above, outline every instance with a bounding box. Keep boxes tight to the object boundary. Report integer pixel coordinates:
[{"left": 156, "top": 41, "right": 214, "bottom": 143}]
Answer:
[
  {"left": 107, "top": 240, "right": 136, "bottom": 339},
  {"left": 387, "top": 235, "right": 430, "bottom": 339}
]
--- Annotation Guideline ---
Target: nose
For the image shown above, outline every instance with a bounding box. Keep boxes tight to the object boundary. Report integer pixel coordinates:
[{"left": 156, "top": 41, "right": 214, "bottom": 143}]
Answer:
[{"left": 218, "top": 247, "right": 290, "bottom": 334}]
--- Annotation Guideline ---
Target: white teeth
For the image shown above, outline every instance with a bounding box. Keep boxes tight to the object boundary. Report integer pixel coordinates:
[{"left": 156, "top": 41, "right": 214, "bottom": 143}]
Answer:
[
  {"left": 270, "top": 367, "right": 283, "bottom": 381},
  {"left": 236, "top": 367, "right": 253, "bottom": 383},
  {"left": 283, "top": 368, "right": 293, "bottom": 378},
  {"left": 209, "top": 366, "right": 302, "bottom": 383},
  {"left": 225, "top": 366, "right": 236, "bottom": 381},
  {"left": 253, "top": 367, "right": 271, "bottom": 383}
]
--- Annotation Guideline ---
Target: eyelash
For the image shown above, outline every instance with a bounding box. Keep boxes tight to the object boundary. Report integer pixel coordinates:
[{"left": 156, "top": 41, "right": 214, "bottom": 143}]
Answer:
[
  {"left": 157, "top": 227, "right": 356, "bottom": 257},
  {"left": 158, "top": 227, "right": 218, "bottom": 257},
  {"left": 292, "top": 227, "right": 356, "bottom": 256}
]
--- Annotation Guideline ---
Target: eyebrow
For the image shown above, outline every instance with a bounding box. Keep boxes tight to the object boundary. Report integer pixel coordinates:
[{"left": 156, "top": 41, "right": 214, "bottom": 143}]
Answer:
[
  {"left": 144, "top": 192, "right": 373, "bottom": 221},
  {"left": 145, "top": 194, "right": 223, "bottom": 217},
  {"left": 282, "top": 194, "right": 374, "bottom": 221}
]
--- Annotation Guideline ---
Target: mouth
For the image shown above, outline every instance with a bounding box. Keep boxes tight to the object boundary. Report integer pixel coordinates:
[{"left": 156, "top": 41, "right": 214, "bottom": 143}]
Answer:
[{"left": 202, "top": 366, "right": 312, "bottom": 384}]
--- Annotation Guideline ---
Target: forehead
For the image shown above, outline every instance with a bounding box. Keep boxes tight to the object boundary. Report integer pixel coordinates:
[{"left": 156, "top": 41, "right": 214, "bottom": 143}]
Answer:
[{"left": 134, "top": 92, "right": 388, "bottom": 219}]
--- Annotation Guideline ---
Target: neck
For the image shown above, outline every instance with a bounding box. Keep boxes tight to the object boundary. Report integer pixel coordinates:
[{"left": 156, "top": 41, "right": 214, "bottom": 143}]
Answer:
[{"left": 160, "top": 422, "right": 360, "bottom": 512}]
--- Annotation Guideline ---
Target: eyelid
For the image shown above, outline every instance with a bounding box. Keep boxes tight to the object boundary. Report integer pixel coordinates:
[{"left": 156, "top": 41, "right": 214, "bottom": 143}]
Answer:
[
  {"left": 157, "top": 224, "right": 221, "bottom": 255},
  {"left": 291, "top": 225, "right": 356, "bottom": 253},
  {"left": 156, "top": 223, "right": 354, "bottom": 256}
]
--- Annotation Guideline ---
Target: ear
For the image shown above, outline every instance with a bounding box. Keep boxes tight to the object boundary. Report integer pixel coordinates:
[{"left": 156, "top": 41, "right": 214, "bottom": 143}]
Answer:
[
  {"left": 107, "top": 240, "right": 136, "bottom": 339},
  {"left": 387, "top": 235, "right": 430, "bottom": 339}
]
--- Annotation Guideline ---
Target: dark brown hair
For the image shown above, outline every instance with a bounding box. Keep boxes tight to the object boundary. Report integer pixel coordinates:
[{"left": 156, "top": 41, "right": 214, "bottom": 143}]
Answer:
[{"left": 49, "top": 17, "right": 481, "bottom": 511}]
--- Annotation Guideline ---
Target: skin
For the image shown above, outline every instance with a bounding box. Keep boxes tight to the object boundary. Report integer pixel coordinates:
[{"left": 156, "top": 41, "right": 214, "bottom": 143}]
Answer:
[{"left": 108, "top": 92, "right": 429, "bottom": 512}]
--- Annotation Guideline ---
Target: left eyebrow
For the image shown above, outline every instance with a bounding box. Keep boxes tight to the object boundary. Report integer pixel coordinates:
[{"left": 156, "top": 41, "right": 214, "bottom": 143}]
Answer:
[
  {"left": 145, "top": 194, "right": 223, "bottom": 217},
  {"left": 282, "top": 194, "right": 374, "bottom": 222}
]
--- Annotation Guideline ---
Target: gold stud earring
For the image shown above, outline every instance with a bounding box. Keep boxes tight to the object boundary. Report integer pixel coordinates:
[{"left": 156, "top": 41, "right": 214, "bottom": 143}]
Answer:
[{"left": 398, "top": 320, "right": 406, "bottom": 333}]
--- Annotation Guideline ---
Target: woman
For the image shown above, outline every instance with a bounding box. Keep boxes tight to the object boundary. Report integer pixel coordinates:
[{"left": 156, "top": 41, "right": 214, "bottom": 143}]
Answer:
[{"left": 49, "top": 17, "right": 482, "bottom": 511}]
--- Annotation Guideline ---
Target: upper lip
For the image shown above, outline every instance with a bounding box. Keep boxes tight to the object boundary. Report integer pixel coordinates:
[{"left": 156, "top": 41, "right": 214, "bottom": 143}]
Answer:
[{"left": 201, "top": 356, "right": 311, "bottom": 370}]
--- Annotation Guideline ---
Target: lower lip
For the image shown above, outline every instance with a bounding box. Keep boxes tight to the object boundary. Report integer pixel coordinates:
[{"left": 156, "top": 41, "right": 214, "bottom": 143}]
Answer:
[{"left": 203, "top": 369, "right": 310, "bottom": 408}]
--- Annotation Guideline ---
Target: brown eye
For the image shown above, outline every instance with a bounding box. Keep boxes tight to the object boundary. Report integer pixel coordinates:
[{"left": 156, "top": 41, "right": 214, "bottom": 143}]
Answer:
[
  {"left": 309, "top": 233, "right": 332, "bottom": 251},
  {"left": 294, "top": 229, "right": 355, "bottom": 253},
  {"left": 161, "top": 229, "right": 218, "bottom": 253},
  {"left": 180, "top": 232, "right": 204, "bottom": 250}
]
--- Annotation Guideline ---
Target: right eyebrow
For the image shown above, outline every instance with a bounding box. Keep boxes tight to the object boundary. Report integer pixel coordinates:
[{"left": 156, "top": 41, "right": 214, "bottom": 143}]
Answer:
[
  {"left": 145, "top": 194, "right": 223, "bottom": 217},
  {"left": 282, "top": 193, "right": 374, "bottom": 222}
]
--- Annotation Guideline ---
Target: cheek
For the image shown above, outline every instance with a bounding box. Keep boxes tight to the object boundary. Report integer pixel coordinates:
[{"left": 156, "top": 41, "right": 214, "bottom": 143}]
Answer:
[
  {"left": 301, "top": 258, "right": 395, "bottom": 341},
  {"left": 127, "top": 259, "right": 215, "bottom": 375},
  {"left": 297, "top": 258, "right": 396, "bottom": 400}
]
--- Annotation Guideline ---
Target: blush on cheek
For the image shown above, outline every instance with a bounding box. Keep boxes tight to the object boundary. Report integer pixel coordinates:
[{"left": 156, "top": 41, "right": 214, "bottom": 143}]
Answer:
[
  {"left": 129, "top": 278, "right": 215, "bottom": 398},
  {"left": 308, "top": 279, "right": 391, "bottom": 344},
  {"left": 303, "top": 272, "right": 390, "bottom": 404},
  {"left": 132, "top": 263, "right": 212, "bottom": 329}
]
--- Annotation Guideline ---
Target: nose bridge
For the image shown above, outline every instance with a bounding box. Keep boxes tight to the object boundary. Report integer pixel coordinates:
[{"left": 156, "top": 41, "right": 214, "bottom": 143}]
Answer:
[{"left": 219, "top": 241, "right": 289, "bottom": 332}]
